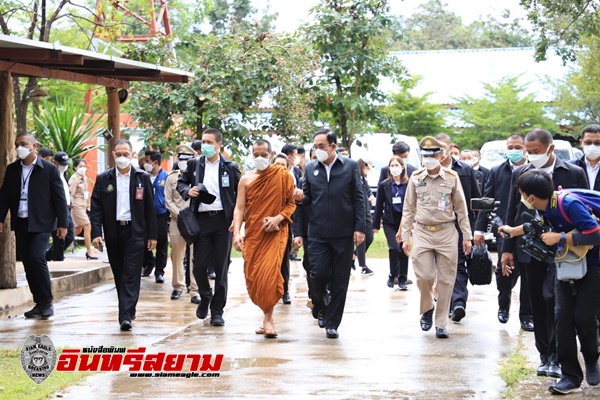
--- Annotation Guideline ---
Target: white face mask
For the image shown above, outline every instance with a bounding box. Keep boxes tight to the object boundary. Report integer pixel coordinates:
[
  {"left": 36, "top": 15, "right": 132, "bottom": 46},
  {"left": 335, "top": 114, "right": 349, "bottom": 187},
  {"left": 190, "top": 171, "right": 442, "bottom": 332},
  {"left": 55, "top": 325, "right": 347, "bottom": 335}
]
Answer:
[
  {"left": 254, "top": 156, "right": 270, "bottom": 171},
  {"left": 294, "top": 156, "right": 301, "bottom": 166},
  {"left": 143, "top": 163, "right": 153, "bottom": 172},
  {"left": 76, "top": 167, "right": 86, "bottom": 176},
  {"left": 527, "top": 149, "right": 550, "bottom": 169},
  {"left": 462, "top": 159, "right": 474, "bottom": 167},
  {"left": 16, "top": 145, "right": 31, "bottom": 160},
  {"left": 115, "top": 156, "right": 131, "bottom": 169},
  {"left": 316, "top": 149, "right": 329, "bottom": 163},
  {"left": 178, "top": 160, "right": 188, "bottom": 172},
  {"left": 521, "top": 195, "right": 535, "bottom": 210},
  {"left": 389, "top": 166, "right": 403, "bottom": 177},
  {"left": 58, "top": 165, "right": 68, "bottom": 174},
  {"left": 584, "top": 145, "right": 600, "bottom": 161},
  {"left": 423, "top": 157, "right": 440, "bottom": 171}
]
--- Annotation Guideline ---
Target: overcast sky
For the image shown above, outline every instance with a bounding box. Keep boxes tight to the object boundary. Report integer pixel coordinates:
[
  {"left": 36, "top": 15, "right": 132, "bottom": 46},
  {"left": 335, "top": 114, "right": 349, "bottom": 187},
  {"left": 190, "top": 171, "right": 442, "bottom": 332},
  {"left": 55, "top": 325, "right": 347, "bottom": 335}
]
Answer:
[{"left": 251, "top": 0, "right": 528, "bottom": 33}]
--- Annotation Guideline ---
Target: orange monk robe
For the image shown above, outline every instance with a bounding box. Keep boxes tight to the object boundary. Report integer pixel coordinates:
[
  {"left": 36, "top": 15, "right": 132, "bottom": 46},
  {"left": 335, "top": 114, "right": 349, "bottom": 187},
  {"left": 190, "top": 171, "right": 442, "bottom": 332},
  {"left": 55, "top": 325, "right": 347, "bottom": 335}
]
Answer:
[{"left": 243, "top": 165, "right": 296, "bottom": 312}]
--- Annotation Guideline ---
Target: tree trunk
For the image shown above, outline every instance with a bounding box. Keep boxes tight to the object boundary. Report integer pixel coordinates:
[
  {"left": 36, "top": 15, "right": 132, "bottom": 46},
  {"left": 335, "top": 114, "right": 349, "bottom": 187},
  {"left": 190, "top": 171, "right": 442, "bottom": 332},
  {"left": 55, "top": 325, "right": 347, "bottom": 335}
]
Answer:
[
  {"left": 195, "top": 97, "right": 205, "bottom": 138},
  {"left": 106, "top": 87, "right": 121, "bottom": 168},
  {"left": 0, "top": 72, "right": 17, "bottom": 289}
]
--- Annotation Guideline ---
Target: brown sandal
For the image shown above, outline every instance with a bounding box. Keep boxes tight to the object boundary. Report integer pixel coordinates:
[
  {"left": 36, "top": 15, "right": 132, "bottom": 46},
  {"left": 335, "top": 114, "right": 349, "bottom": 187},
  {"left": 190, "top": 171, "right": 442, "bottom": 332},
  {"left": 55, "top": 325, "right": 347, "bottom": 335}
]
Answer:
[
  {"left": 264, "top": 328, "right": 278, "bottom": 339},
  {"left": 255, "top": 327, "right": 264, "bottom": 334}
]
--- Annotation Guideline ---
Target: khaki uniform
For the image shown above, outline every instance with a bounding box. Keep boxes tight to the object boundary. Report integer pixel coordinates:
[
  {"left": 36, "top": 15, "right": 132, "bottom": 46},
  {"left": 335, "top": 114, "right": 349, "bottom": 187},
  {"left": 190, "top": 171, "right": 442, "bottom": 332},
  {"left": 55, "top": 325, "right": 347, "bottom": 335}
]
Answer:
[
  {"left": 401, "top": 166, "right": 471, "bottom": 329},
  {"left": 165, "top": 170, "right": 198, "bottom": 296}
]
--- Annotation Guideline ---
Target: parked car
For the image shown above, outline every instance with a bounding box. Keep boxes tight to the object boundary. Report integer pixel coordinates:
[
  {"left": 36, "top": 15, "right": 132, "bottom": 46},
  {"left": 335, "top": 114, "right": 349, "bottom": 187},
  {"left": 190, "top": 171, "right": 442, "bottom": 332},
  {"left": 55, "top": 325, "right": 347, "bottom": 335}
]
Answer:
[{"left": 479, "top": 139, "right": 578, "bottom": 170}]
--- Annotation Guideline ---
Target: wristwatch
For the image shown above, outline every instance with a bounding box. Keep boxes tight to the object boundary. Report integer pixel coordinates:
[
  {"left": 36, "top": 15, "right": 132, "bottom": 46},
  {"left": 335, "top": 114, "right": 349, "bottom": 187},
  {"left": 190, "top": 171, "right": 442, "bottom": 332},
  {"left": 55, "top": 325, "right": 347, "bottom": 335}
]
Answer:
[{"left": 559, "top": 232, "right": 567, "bottom": 246}]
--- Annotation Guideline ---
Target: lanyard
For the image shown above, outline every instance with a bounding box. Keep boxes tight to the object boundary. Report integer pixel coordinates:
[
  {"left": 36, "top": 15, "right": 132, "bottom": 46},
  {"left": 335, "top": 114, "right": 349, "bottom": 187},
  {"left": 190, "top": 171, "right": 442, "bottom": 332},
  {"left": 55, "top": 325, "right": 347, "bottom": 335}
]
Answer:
[{"left": 22, "top": 166, "right": 34, "bottom": 191}]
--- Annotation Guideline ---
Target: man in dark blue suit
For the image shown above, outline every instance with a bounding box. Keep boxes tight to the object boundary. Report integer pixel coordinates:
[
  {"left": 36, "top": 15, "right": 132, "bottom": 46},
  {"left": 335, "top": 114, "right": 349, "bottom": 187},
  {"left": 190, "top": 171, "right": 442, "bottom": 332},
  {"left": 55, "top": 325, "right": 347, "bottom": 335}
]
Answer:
[
  {"left": 0, "top": 132, "right": 69, "bottom": 319},
  {"left": 300, "top": 129, "right": 366, "bottom": 339},
  {"left": 474, "top": 134, "right": 533, "bottom": 330}
]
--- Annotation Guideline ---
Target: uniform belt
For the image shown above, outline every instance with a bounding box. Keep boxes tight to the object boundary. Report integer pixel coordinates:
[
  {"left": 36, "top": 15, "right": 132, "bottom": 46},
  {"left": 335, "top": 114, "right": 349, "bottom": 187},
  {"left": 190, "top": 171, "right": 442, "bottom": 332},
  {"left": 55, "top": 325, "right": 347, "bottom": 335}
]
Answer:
[
  {"left": 199, "top": 210, "right": 223, "bottom": 216},
  {"left": 117, "top": 220, "right": 131, "bottom": 226},
  {"left": 416, "top": 221, "right": 453, "bottom": 232}
]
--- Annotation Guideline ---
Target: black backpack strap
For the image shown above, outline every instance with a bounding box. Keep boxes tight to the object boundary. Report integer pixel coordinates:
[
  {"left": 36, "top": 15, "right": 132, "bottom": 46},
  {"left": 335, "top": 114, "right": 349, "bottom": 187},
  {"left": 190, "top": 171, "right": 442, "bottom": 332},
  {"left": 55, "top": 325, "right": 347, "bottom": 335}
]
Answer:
[{"left": 189, "top": 158, "right": 201, "bottom": 211}]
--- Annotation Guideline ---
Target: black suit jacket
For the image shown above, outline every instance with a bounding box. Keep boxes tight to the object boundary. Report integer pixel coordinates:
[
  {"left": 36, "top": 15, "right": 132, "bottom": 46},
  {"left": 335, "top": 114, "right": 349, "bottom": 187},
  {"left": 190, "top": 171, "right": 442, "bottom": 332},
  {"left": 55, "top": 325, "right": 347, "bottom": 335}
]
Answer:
[
  {"left": 177, "top": 155, "right": 241, "bottom": 226},
  {"left": 502, "top": 157, "right": 588, "bottom": 259},
  {"left": 0, "top": 157, "right": 68, "bottom": 232},
  {"left": 570, "top": 155, "right": 600, "bottom": 190},
  {"left": 90, "top": 167, "right": 157, "bottom": 242},
  {"left": 474, "top": 160, "right": 514, "bottom": 232},
  {"left": 452, "top": 158, "right": 481, "bottom": 228},
  {"left": 302, "top": 156, "right": 366, "bottom": 238},
  {"left": 372, "top": 178, "right": 407, "bottom": 229}
]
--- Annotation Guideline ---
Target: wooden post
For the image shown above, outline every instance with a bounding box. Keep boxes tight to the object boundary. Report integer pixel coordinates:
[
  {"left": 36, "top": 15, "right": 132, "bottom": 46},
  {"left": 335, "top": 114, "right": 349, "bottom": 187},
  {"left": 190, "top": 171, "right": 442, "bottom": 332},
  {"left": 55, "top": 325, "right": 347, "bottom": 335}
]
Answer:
[
  {"left": 106, "top": 87, "right": 121, "bottom": 168},
  {"left": 0, "top": 72, "right": 17, "bottom": 289}
]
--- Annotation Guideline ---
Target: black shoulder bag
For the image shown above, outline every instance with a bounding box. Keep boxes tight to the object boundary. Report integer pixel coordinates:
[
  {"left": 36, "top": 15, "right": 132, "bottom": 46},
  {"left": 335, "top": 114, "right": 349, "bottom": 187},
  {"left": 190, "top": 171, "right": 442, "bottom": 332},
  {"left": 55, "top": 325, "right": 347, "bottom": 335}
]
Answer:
[{"left": 177, "top": 160, "right": 201, "bottom": 245}]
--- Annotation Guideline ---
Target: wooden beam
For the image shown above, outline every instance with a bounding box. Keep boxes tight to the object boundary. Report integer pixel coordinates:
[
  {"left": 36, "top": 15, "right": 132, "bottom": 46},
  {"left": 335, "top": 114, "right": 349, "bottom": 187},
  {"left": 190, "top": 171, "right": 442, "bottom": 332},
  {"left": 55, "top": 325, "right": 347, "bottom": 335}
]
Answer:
[
  {"left": 71, "top": 69, "right": 161, "bottom": 78},
  {"left": 0, "top": 60, "right": 128, "bottom": 89},
  {"left": 10, "top": 55, "right": 85, "bottom": 65},
  {"left": 0, "top": 48, "right": 61, "bottom": 60}
]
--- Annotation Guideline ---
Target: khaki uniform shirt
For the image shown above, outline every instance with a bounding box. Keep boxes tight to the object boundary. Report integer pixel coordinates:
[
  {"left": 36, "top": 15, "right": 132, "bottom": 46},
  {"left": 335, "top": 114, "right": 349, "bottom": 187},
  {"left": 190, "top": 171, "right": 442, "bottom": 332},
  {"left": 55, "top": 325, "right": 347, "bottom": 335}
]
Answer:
[
  {"left": 165, "top": 170, "right": 189, "bottom": 220},
  {"left": 401, "top": 167, "right": 472, "bottom": 242}
]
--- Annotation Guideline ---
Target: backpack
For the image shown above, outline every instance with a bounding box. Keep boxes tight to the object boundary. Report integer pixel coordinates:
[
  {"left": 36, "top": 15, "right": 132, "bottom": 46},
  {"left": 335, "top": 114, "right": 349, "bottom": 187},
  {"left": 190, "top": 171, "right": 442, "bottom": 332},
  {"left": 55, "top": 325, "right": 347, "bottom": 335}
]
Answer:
[{"left": 551, "top": 189, "right": 600, "bottom": 224}]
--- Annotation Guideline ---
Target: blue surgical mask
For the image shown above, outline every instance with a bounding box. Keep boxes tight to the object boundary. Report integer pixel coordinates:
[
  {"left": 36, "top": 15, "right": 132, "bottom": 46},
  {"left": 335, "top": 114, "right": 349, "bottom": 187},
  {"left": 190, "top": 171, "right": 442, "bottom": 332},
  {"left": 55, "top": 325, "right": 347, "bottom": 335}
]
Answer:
[
  {"left": 506, "top": 149, "right": 524, "bottom": 163},
  {"left": 201, "top": 144, "right": 216, "bottom": 158}
]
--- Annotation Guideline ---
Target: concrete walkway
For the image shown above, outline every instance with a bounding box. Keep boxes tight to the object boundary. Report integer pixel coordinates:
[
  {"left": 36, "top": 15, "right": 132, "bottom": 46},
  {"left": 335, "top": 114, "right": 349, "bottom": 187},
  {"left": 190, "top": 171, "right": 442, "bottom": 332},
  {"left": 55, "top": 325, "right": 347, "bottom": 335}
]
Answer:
[{"left": 0, "top": 252, "right": 597, "bottom": 399}]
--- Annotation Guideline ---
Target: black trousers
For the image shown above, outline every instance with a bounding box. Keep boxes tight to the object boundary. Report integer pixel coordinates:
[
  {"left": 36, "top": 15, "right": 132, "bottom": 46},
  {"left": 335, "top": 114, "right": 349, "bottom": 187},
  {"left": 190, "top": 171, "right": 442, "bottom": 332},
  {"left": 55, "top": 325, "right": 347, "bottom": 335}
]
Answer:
[
  {"left": 143, "top": 212, "right": 169, "bottom": 276},
  {"left": 301, "top": 235, "right": 313, "bottom": 300},
  {"left": 46, "top": 213, "right": 75, "bottom": 261},
  {"left": 308, "top": 236, "right": 354, "bottom": 330},
  {"left": 280, "top": 228, "right": 292, "bottom": 294},
  {"left": 383, "top": 215, "right": 409, "bottom": 283},
  {"left": 106, "top": 224, "right": 146, "bottom": 323},
  {"left": 451, "top": 227, "right": 469, "bottom": 310},
  {"left": 522, "top": 257, "right": 557, "bottom": 363},
  {"left": 495, "top": 242, "right": 533, "bottom": 322},
  {"left": 555, "top": 265, "right": 600, "bottom": 385},
  {"left": 15, "top": 217, "right": 53, "bottom": 305},
  {"left": 355, "top": 217, "right": 374, "bottom": 267},
  {"left": 193, "top": 212, "right": 231, "bottom": 317}
]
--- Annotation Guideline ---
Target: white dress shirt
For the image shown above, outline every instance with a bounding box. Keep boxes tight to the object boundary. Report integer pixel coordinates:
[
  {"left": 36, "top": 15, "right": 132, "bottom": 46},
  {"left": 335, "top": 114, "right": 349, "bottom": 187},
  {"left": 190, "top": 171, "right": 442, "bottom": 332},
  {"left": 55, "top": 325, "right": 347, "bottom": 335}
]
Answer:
[
  {"left": 585, "top": 159, "right": 600, "bottom": 189},
  {"left": 17, "top": 158, "right": 36, "bottom": 218},
  {"left": 60, "top": 172, "right": 71, "bottom": 207},
  {"left": 198, "top": 157, "right": 223, "bottom": 212},
  {"left": 320, "top": 155, "right": 339, "bottom": 182},
  {"left": 116, "top": 167, "right": 132, "bottom": 221}
]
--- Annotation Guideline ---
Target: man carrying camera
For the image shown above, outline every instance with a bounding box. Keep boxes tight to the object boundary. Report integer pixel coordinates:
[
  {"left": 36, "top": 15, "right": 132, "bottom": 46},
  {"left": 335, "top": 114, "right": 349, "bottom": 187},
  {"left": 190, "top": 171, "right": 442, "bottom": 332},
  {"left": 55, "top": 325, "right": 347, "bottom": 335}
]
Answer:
[
  {"left": 500, "top": 170, "right": 600, "bottom": 395},
  {"left": 501, "top": 128, "right": 588, "bottom": 383}
]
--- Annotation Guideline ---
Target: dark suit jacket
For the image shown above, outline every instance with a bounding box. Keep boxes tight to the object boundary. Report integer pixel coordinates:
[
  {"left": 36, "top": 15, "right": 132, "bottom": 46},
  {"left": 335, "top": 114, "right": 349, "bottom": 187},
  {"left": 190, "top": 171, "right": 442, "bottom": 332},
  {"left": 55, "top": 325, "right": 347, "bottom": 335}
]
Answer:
[
  {"left": 177, "top": 155, "right": 241, "bottom": 226},
  {"left": 502, "top": 157, "right": 588, "bottom": 259},
  {"left": 90, "top": 167, "right": 157, "bottom": 242},
  {"left": 474, "top": 160, "right": 514, "bottom": 232},
  {"left": 302, "top": 156, "right": 366, "bottom": 238},
  {"left": 0, "top": 157, "right": 68, "bottom": 232},
  {"left": 372, "top": 178, "right": 407, "bottom": 229},
  {"left": 452, "top": 158, "right": 481, "bottom": 228},
  {"left": 570, "top": 155, "right": 600, "bottom": 190}
]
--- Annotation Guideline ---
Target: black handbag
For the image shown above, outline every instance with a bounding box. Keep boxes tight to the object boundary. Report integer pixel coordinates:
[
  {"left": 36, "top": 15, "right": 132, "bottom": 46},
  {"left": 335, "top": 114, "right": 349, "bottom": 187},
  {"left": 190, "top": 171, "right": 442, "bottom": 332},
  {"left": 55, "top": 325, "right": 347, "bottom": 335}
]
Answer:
[{"left": 177, "top": 160, "right": 201, "bottom": 244}]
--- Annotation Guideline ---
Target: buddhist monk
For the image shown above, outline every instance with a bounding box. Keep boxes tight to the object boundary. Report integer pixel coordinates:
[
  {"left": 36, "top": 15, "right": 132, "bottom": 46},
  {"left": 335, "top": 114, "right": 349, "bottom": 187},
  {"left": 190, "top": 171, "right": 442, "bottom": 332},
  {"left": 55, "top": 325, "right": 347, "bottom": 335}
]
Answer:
[{"left": 232, "top": 139, "right": 299, "bottom": 338}]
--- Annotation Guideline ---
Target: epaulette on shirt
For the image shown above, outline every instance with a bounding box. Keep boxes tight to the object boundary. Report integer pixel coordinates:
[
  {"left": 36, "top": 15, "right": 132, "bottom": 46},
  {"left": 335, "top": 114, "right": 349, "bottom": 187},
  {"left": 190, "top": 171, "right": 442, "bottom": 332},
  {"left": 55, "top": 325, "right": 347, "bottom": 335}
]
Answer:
[
  {"left": 413, "top": 167, "right": 426, "bottom": 175},
  {"left": 442, "top": 167, "right": 457, "bottom": 176},
  {"left": 167, "top": 169, "right": 180, "bottom": 177}
]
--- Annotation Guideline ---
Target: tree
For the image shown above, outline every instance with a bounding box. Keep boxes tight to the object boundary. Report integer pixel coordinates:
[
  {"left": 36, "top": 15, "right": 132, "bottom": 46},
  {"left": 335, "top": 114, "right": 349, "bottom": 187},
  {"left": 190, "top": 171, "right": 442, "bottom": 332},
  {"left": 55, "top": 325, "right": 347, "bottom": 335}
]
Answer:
[
  {"left": 520, "top": 0, "right": 600, "bottom": 62},
  {"left": 303, "top": 0, "right": 405, "bottom": 150},
  {"left": 381, "top": 76, "right": 447, "bottom": 137},
  {"left": 452, "top": 76, "right": 552, "bottom": 149}
]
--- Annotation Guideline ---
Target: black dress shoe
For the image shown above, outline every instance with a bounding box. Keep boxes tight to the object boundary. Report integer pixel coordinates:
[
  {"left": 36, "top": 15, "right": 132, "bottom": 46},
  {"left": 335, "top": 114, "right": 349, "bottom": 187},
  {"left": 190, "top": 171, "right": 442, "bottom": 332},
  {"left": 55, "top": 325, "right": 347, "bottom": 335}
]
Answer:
[
  {"left": 547, "top": 362, "right": 562, "bottom": 378},
  {"left": 318, "top": 313, "right": 326, "bottom": 328},
  {"left": 451, "top": 305, "right": 466, "bottom": 322},
  {"left": 40, "top": 304, "right": 54, "bottom": 318},
  {"left": 120, "top": 320, "right": 132, "bottom": 331},
  {"left": 520, "top": 320, "right": 534, "bottom": 332},
  {"left": 141, "top": 265, "right": 153, "bottom": 277},
  {"left": 289, "top": 254, "right": 301, "bottom": 261},
  {"left": 326, "top": 328, "right": 339, "bottom": 339},
  {"left": 387, "top": 275, "right": 394, "bottom": 288},
  {"left": 498, "top": 309, "right": 509, "bottom": 324},
  {"left": 190, "top": 295, "right": 200, "bottom": 304},
  {"left": 155, "top": 274, "right": 165, "bottom": 284},
  {"left": 208, "top": 272, "right": 216, "bottom": 280},
  {"left": 196, "top": 295, "right": 211, "bottom": 319},
  {"left": 536, "top": 362, "right": 549, "bottom": 376},
  {"left": 210, "top": 315, "right": 225, "bottom": 326},
  {"left": 548, "top": 378, "right": 581, "bottom": 394},
  {"left": 170, "top": 290, "right": 182, "bottom": 300},
  {"left": 586, "top": 361, "right": 600, "bottom": 386},
  {"left": 24, "top": 304, "right": 43, "bottom": 318},
  {"left": 435, "top": 327, "right": 449, "bottom": 338},
  {"left": 420, "top": 307, "right": 434, "bottom": 331},
  {"left": 282, "top": 293, "right": 291, "bottom": 304}
]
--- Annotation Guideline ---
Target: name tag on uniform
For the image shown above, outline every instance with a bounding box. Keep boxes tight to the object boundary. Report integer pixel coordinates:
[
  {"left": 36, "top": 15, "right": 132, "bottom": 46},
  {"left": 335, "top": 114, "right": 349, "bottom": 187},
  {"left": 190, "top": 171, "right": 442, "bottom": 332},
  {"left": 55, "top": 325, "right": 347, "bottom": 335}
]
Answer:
[
  {"left": 393, "top": 196, "right": 402, "bottom": 205},
  {"left": 416, "top": 181, "right": 426, "bottom": 187},
  {"left": 136, "top": 187, "right": 144, "bottom": 200},
  {"left": 222, "top": 174, "right": 230, "bottom": 187},
  {"left": 437, "top": 199, "right": 446, "bottom": 210}
]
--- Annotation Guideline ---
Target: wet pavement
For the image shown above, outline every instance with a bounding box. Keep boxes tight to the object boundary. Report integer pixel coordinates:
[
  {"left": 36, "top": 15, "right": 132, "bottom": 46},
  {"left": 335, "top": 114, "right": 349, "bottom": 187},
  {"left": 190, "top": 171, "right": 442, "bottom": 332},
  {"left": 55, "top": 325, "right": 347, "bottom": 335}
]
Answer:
[{"left": 1, "top": 253, "right": 599, "bottom": 399}]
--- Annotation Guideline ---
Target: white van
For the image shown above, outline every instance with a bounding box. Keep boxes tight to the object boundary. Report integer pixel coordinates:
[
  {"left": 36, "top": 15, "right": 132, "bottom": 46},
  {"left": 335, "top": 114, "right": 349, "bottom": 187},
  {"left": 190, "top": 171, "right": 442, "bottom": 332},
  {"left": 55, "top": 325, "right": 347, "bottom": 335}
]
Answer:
[
  {"left": 479, "top": 139, "right": 578, "bottom": 170},
  {"left": 351, "top": 133, "right": 421, "bottom": 190}
]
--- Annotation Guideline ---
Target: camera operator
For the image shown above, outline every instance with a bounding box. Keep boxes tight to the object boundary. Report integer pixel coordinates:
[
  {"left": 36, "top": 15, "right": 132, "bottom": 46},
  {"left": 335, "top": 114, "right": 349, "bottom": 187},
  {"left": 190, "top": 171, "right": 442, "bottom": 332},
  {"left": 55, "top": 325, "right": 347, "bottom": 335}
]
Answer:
[{"left": 500, "top": 170, "right": 600, "bottom": 395}]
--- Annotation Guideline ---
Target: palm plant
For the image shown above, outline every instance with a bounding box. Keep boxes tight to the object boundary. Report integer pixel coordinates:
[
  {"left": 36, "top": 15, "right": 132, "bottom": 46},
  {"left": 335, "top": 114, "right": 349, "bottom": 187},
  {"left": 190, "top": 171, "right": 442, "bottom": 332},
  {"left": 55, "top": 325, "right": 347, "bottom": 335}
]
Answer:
[{"left": 33, "top": 98, "right": 106, "bottom": 160}]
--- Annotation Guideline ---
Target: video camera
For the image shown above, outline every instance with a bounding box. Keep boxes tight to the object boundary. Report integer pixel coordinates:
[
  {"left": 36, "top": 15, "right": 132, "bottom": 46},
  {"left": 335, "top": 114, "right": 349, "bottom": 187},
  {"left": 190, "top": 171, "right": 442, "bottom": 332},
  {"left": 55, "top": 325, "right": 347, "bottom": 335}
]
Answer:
[
  {"left": 471, "top": 198, "right": 506, "bottom": 234},
  {"left": 518, "top": 211, "right": 556, "bottom": 264}
]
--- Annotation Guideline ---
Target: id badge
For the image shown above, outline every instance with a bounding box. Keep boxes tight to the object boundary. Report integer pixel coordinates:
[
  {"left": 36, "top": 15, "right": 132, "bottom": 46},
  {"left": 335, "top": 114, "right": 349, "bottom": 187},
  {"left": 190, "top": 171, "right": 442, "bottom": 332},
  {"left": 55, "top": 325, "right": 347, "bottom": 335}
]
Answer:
[
  {"left": 84, "top": 190, "right": 90, "bottom": 200},
  {"left": 392, "top": 196, "right": 402, "bottom": 205},
  {"left": 20, "top": 190, "right": 27, "bottom": 201},
  {"left": 222, "top": 175, "right": 230, "bottom": 187},
  {"left": 437, "top": 199, "right": 446, "bottom": 211},
  {"left": 135, "top": 187, "right": 144, "bottom": 200}
]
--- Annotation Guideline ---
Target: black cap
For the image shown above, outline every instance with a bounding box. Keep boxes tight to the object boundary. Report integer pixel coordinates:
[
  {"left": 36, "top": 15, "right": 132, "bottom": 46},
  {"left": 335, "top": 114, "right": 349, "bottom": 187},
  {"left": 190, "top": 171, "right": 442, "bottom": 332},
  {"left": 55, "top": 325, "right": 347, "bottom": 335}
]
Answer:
[
  {"left": 197, "top": 183, "right": 216, "bottom": 204},
  {"left": 53, "top": 151, "right": 70, "bottom": 165},
  {"left": 39, "top": 148, "right": 53, "bottom": 158}
]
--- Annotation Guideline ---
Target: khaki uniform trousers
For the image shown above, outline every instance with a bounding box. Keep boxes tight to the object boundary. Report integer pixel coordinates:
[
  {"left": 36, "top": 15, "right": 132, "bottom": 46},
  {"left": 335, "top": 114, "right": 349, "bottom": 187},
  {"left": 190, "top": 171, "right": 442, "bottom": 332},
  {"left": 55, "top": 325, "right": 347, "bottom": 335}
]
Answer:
[
  {"left": 411, "top": 224, "right": 458, "bottom": 329},
  {"left": 169, "top": 221, "right": 198, "bottom": 296}
]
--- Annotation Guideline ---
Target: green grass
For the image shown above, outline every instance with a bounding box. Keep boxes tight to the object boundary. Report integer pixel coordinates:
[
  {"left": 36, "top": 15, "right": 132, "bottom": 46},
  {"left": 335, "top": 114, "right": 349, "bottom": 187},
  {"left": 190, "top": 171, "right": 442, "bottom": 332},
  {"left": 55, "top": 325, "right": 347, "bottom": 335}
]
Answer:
[
  {"left": 0, "top": 349, "right": 91, "bottom": 400},
  {"left": 498, "top": 334, "right": 535, "bottom": 398}
]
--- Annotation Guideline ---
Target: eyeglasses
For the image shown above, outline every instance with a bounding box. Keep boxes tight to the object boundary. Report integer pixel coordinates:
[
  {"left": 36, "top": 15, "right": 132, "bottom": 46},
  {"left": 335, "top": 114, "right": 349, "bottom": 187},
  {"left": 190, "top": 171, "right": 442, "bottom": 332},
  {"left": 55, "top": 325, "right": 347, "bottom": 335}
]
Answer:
[
  {"left": 583, "top": 141, "right": 600, "bottom": 146},
  {"left": 312, "top": 144, "right": 330, "bottom": 151}
]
